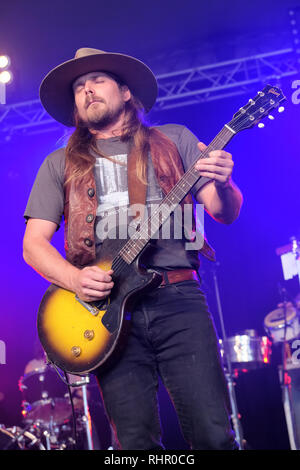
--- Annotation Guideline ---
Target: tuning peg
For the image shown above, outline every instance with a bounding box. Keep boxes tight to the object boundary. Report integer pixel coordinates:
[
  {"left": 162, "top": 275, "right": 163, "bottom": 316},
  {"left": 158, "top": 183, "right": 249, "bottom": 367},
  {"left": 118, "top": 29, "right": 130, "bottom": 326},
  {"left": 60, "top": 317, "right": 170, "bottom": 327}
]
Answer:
[
  {"left": 258, "top": 123, "right": 265, "bottom": 128},
  {"left": 278, "top": 106, "right": 285, "bottom": 113},
  {"left": 268, "top": 114, "right": 275, "bottom": 120}
]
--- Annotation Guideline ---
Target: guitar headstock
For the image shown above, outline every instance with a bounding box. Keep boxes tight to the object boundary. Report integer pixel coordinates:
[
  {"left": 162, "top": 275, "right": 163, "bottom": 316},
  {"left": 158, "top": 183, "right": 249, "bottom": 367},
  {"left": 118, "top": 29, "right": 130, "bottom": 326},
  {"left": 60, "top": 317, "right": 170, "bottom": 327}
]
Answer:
[{"left": 228, "top": 85, "right": 286, "bottom": 133}]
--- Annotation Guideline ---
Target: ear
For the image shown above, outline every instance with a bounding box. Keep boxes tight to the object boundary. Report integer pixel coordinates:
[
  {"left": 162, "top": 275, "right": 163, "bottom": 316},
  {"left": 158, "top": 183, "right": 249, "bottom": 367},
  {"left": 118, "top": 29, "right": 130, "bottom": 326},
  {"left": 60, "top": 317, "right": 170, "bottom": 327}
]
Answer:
[{"left": 121, "top": 85, "right": 131, "bottom": 103}]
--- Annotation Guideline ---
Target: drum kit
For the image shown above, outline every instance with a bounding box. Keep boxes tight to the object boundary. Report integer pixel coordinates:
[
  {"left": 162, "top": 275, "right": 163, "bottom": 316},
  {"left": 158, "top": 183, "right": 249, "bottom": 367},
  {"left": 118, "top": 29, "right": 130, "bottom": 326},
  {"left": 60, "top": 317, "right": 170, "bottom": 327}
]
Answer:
[
  {"left": 215, "top": 302, "right": 300, "bottom": 452},
  {"left": 0, "top": 365, "right": 102, "bottom": 451},
  {"left": 210, "top": 237, "right": 300, "bottom": 450},
  {"left": 219, "top": 297, "right": 300, "bottom": 374},
  {"left": 0, "top": 238, "right": 299, "bottom": 450}
]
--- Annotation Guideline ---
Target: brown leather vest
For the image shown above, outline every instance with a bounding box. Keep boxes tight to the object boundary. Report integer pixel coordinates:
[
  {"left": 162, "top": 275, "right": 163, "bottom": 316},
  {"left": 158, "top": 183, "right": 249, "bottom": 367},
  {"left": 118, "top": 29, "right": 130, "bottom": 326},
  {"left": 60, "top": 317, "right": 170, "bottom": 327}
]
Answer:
[{"left": 64, "top": 128, "right": 215, "bottom": 267}]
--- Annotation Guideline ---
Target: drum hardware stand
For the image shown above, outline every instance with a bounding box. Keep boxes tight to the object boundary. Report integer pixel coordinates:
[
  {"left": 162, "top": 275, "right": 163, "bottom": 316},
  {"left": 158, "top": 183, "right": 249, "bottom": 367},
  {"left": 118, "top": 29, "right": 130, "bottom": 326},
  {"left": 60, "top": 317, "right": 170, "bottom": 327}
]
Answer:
[
  {"left": 211, "top": 263, "right": 244, "bottom": 450},
  {"left": 2, "top": 423, "right": 39, "bottom": 450},
  {"left": 42, "top": 426, "right": 51, "bottom": 450},
  {"left": 277, "top": 284, "right": 299, "bottom": 450},
  {"left": 275, "top": 238, "right": 300, "bottom": 449},
  {"left": 77, "top": 375, "right": 94, "bottom": 450},
  {"left": 63, "top": 373, "right": 94, "bottom": 450},
  {"left": 46, "top": 362, "right": 94, "bottom": 449}
]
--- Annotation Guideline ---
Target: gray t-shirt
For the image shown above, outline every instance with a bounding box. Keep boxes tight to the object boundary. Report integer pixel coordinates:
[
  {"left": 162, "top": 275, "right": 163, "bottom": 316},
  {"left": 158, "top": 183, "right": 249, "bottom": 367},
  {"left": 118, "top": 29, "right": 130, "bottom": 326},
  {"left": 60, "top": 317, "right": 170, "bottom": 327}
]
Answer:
[{"left": 24, "top": 124, "right": 210, "bottom": 271}]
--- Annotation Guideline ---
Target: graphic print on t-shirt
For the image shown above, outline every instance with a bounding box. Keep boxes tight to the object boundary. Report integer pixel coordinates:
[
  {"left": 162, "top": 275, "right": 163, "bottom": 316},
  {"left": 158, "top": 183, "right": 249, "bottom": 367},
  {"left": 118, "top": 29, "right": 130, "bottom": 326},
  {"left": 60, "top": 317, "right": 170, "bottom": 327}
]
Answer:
[
  {"left": 95, "top": 154, "right": 128, "bottom": 210},
  {"left": 94, "top": 153, "right": 163, "bottom": 245}
]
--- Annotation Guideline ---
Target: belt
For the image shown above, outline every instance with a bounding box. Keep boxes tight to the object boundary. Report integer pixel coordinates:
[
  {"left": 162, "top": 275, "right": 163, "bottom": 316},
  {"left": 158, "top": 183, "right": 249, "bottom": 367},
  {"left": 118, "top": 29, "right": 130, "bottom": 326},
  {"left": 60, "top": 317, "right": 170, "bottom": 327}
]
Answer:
[{"left": 159, "top": 269, "right": 199, "bottom": 287}]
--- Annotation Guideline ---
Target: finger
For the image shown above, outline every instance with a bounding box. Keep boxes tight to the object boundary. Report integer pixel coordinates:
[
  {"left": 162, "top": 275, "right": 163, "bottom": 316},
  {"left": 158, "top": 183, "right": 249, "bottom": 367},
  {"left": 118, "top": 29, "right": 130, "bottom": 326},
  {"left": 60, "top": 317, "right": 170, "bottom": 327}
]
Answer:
[
  {"left": 82, "top": 279, "right": 114, "bottom": 291},
  {"left": 197, "top": 141, "right": 207, "bottom": 152},
  {"left": 80, "top": 291, "right": 111, "bottom": 302},
  {"left": 195, "top": 159, "right": 233, "bottom": 170},
  {"left": 195, "top": 171, "right": 228, "bottom": 182},
  {"left": 208, "top": 150, "right": 232, "bottom": 160},
  {"left": 84, "top": 267, "right": 113, "bottom": 283},
  {"left": 81, "top": 287, "right": 112, "bottom": 300},
  {"left": 195, "top": 164, "right": 233, "bottom": 177}
]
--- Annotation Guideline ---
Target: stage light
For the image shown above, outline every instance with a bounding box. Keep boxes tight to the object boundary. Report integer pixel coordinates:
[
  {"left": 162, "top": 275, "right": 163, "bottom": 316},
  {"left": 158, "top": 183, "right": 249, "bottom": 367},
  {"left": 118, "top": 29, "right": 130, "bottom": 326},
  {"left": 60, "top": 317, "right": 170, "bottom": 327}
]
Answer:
[
  {"left": 0, "top": 70, "right": 13, "bottom": 84},
  {"left": 0, "top": 55, "right": 10, "bottom": 69},
  {"left": 0, "top": 54, "right": 12, "bottom": 104}
]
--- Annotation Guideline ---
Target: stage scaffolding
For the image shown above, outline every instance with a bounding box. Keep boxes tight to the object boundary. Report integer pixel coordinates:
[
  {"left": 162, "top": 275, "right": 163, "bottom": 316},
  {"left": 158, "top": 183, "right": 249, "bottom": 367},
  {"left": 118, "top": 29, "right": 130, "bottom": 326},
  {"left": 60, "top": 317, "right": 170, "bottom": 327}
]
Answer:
[{"left": 0, "top": 48, "right": 298, "bottom": 140}]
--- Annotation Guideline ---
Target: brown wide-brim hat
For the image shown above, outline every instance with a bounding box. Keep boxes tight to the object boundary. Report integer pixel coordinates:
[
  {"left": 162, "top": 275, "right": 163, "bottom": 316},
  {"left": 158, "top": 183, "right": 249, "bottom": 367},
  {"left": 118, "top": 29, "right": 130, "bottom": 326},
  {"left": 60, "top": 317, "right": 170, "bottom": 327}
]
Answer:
[{"left": 39, "top": 47, "right": 158, "bottom": 127}]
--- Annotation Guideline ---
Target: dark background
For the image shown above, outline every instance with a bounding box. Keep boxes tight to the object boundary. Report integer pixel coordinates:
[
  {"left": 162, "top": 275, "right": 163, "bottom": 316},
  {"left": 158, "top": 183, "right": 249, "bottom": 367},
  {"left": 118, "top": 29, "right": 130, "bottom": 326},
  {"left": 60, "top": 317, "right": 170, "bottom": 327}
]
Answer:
[{"left": 0, "top": 0, "right": 300, "bottom": 450}]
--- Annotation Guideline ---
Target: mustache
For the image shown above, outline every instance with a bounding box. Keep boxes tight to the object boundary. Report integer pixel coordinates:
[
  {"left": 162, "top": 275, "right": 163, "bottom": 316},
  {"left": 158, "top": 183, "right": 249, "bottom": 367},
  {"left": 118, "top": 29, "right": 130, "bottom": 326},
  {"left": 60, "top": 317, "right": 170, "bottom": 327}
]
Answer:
[{"left": 85, "top": 97, "right": 105, "bottom": 108}]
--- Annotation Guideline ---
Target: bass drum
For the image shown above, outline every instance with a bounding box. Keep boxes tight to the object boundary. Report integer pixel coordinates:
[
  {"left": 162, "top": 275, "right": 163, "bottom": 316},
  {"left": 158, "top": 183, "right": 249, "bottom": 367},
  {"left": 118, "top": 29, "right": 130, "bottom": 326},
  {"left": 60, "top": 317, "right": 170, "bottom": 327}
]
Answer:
[{"left": 0, "top": 426, "right": 45, "bottom": 450}]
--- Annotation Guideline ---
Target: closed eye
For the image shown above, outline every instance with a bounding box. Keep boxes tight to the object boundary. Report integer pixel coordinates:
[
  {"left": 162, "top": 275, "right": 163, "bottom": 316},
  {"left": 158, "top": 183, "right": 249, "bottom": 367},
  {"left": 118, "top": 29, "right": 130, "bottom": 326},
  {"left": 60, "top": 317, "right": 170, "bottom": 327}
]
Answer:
[
  {"left": 73, "top": 75, "right": 106, "bottom": 93},
  {"left": 74, "top": 84, "right": 84, "bottom": 93}
]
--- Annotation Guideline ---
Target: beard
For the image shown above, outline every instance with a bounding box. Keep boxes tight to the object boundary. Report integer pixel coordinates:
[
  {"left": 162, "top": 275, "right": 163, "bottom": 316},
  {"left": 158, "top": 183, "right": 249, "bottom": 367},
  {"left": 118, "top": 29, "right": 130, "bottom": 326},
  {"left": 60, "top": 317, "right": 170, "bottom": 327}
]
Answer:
[{"left": 78, "top": 99, "right": 126, "bottom": 130}]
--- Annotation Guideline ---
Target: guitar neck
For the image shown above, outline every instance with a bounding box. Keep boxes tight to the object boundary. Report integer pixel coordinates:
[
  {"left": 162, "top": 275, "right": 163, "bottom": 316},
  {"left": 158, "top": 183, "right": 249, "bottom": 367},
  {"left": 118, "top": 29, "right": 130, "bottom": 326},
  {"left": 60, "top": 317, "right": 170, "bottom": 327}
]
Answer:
[{"left": 117, "top": 124, "right": 236, "bottom": 266}]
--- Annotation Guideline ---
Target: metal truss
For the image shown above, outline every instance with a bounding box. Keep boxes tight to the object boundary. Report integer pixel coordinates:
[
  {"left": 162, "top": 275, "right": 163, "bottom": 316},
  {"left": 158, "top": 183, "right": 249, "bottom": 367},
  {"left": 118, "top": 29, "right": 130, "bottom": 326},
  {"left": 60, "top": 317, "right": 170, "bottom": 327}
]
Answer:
[
  {"left": 155, "top": 48, "right": 299, "bottom": 109},
  {"left": 0, "top": 48, "right": 298, "bottom": 139}
]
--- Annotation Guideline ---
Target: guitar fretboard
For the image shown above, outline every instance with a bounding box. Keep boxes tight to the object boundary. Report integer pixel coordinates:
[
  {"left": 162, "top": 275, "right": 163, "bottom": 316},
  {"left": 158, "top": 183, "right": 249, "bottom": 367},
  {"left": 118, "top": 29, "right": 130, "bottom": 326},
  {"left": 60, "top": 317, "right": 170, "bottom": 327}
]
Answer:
[{"left": 114, "top": 125, "right": 235, "bottom": 269}]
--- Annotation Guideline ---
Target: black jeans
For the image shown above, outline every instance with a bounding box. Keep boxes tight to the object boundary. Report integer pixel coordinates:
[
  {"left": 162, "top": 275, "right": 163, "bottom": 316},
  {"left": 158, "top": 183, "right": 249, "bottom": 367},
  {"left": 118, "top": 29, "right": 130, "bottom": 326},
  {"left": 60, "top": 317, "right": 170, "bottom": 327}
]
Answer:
[{"left": 95, "top": 280, "right": 236, "bottom": 450}]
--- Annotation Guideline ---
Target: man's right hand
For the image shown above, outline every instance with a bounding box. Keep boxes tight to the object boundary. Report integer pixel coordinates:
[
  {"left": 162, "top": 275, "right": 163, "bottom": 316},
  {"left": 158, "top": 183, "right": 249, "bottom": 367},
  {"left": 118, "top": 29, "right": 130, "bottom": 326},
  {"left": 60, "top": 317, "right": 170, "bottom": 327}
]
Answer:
[
  {"left": 23, "top": 219, "right": 114, "bottom": 302},
  {"left": 71, "top": 266, "right": 114, "bottom": 302}
]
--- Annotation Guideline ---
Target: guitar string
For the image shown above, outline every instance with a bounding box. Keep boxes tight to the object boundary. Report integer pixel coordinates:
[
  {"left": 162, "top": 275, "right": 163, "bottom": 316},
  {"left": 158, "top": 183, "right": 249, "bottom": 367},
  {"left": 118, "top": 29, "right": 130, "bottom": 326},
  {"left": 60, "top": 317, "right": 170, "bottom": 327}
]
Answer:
[
  {"left": 110, "top": 127, "right": 232, "bottom": 276},
  {"left": 110, "top": 105, "right": 275, "bottom": 276},
  {"left": 117, "top": 128, "right": 231, "bottom": 258},
  {"left": 108, "top": 99, "right": 280, "bottom": 276},
  {"left": 110, "top": 110, "right": 266, "bottom": 276},
  {"left": 113, "top": 122, "right": 239, "bottom": 272}
]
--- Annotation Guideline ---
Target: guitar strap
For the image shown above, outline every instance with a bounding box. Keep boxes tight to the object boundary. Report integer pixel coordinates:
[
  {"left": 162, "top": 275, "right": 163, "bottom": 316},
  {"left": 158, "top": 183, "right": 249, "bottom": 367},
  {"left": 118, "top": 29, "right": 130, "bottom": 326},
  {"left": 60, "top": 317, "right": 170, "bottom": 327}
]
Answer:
[
  {"left": 127, "top": 139, "right": 148, "bottom": 223},
  {"left": 127, "top": 128, "right": 216, "bottom": 261}
]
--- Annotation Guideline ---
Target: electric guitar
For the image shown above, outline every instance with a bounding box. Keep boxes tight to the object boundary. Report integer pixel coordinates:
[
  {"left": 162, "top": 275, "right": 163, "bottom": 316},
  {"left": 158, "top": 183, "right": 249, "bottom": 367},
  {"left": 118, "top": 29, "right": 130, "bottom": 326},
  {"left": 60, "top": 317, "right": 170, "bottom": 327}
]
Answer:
[{"left": 37, "top": 85, "right": 286, "bottom": 375}]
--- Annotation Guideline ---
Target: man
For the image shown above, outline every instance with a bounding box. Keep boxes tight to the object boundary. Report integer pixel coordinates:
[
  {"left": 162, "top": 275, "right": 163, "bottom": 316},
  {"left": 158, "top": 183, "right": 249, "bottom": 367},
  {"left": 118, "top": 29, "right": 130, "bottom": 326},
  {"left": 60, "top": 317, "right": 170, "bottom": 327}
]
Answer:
[{"left": 23, "top": 48, "right": 243, "bottom": 450}]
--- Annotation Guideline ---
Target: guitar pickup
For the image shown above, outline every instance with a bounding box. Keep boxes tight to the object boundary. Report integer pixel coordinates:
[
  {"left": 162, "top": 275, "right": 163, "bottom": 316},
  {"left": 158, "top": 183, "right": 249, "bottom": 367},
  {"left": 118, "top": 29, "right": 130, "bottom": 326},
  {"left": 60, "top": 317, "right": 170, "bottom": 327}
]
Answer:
[{"left": 75, "top": 295, "right": 99, "bottom": 316}]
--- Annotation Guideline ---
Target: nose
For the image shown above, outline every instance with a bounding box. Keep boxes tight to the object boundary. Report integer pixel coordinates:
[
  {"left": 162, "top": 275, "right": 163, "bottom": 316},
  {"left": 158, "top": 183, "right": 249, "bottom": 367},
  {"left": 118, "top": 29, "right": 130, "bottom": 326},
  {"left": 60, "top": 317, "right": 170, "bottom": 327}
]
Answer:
[{"left": 84, "top": 80, "right": 95, "bottom": 95}]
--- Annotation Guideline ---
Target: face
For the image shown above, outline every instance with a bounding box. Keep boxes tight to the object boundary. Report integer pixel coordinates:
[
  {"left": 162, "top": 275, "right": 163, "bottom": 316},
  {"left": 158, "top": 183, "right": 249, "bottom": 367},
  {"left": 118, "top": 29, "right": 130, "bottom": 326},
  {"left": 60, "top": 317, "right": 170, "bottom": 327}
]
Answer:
[{"left": 72, "top": 71, "right": 131, "bottom": 129}]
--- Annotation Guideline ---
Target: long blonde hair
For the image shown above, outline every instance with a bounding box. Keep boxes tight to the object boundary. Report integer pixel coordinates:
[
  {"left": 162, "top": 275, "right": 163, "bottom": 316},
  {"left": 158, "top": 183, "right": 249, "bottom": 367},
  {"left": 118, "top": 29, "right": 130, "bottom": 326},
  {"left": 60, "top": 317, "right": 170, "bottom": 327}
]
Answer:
[{"left": 65, "top": 94, "right": 151, "bottom": 186}]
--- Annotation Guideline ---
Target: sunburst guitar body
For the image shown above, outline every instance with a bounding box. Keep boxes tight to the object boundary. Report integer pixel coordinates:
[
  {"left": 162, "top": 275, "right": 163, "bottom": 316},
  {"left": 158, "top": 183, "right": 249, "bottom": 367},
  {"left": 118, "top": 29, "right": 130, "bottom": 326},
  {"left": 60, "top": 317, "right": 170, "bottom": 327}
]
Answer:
[{"left": 37, "top": 237, "right": 162, "bottom": 375}]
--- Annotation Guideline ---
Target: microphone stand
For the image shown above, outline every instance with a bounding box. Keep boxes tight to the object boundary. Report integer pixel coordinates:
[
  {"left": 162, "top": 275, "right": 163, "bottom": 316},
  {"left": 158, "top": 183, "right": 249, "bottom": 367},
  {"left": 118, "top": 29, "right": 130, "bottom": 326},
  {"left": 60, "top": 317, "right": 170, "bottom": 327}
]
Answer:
[{"left": 210, "top": 262, "right": 244, "bottom": 450}]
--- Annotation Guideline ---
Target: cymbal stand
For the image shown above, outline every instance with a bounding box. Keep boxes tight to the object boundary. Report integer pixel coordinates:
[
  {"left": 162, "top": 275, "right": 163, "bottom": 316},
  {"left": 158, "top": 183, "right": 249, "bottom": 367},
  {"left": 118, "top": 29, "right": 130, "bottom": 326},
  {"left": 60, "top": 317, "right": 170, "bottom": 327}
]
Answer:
[{"left": 211, "top": 263, "right": 244, "bottom": 450}]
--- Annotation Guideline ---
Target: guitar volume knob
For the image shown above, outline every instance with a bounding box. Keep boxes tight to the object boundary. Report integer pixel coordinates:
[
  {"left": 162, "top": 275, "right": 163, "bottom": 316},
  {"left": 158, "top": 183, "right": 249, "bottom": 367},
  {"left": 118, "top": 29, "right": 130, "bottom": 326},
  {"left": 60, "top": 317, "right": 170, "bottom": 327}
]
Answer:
[
  {"left": 84, "top": 329, "right": 95, "bottom": 340},
  {"left": 71, "top": 346, "right": 82, "bottom": 357}
]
